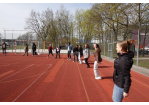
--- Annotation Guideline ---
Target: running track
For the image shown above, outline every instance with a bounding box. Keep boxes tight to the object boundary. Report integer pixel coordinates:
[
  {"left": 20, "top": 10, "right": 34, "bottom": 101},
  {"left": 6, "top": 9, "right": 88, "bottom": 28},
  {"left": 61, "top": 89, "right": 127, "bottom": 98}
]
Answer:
[{"left": 0, "top": 53, "right": 149, "bottom": 102}]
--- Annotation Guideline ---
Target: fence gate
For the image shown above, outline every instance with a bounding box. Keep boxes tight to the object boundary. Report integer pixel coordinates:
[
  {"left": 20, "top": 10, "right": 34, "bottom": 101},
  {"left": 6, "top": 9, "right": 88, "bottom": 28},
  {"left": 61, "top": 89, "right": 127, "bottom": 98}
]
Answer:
[{"left": 108, "top": 43, "right": 113, "bottom": 58}]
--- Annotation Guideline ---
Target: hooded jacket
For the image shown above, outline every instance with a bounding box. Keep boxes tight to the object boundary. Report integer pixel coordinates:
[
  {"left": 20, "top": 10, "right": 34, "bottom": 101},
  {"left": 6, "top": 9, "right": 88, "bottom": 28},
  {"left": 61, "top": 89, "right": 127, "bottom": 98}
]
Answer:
[{"left": 113, "top": 51, "right": 134, "bottom": 93}]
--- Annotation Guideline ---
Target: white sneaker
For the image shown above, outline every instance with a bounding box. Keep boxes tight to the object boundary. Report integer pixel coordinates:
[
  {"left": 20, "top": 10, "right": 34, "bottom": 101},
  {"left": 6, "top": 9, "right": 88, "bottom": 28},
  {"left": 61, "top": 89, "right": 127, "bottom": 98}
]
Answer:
[
  {"left": 95, "top": 76, "right": 102, "bottom": 80},
  {"left": 69, "top": 59, "right": 71, "bottom": 60},
  {"left": 53, "top": 57, "right": 54, "bottom": 58},
  {"left": 47, "top": 57, "right": 49, "bottom": 58},
  {"left": 82, "top": 60, "right": 85, "bottom": 63},
  {"left": 67, "top": 58, "right": 69, "bottom": 60}
]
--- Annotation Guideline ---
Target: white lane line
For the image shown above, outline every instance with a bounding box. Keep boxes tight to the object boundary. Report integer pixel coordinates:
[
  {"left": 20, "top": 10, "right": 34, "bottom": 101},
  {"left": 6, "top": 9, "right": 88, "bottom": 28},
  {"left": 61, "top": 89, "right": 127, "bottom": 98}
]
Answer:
[
  {"left": 0, "top": 64, "right": 34, "bottom": 82},
  {"left": 13, "top": 64, "right": 52, "bottom": 102}
]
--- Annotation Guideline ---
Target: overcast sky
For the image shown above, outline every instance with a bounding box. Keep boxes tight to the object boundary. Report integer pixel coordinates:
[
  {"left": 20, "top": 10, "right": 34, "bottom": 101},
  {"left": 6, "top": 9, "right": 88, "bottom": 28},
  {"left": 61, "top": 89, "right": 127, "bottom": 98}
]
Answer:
[
  {"left": 0, "top": 0, "right": 145, "bottom": 39},
  {"left": 0, "top": 3, "right": 92, "bottom": 39}
]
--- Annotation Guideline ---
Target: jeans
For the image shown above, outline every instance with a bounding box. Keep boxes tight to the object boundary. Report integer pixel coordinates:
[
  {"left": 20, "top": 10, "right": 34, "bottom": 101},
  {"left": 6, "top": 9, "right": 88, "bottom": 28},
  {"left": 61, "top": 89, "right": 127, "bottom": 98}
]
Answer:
[
  {"left": 68, "top": 51, "right": 71, "bottom": 59},
  {"left": 73, "top": 52, "right": 78, "bottom": 62},
  {"left": 93, "top": 61, "right": 101, "bottom": 78},
  {"left": 112, "top": 84, "right": 124, "bottom": 102}
]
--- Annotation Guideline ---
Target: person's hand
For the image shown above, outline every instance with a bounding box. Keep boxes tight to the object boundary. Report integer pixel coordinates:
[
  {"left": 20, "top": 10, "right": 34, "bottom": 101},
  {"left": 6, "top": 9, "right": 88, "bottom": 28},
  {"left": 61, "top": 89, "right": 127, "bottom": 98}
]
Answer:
[{"left": 123, "top": 92, "right": 129, "bottom": 98}]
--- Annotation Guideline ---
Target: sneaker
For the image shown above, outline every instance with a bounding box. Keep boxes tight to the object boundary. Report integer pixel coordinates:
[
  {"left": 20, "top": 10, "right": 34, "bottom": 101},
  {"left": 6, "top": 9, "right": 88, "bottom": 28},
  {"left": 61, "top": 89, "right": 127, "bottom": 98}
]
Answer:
[
  {"left": 67, "top": 58, "right": 69, "bottom": 60},
  {"left": 47, "top": 57, "right": 49, "bottom": 58},
  {"left": 82, "top": 60, "right": 85, "bottom": 63},
  {"left": 53, "top": 57, "right": 54, "bottom": 58},
  {"left": 79, "top": 62, "right": 82, "bottom": 64},
  {"left": 73, "top": 61, "right": 75, "bottom": 62},
  {"left": 95, "top": 76, "right": 102, "bottom": 80},
  {"left": 69, "top": 59, "right": 71, "bottom": 60}
]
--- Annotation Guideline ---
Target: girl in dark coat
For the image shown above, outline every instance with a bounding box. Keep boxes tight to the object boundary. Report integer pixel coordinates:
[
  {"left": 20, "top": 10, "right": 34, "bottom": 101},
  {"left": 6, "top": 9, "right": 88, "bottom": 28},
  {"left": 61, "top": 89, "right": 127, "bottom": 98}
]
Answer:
[
  {"left": 2, "top": 42, "right": 7, "bottom": 56},
  {"left": 112, "top": 39, "right": 136, "bottom": 102},
  {"left": 32, "top": 43, "right": 36, "bottom": 56}
]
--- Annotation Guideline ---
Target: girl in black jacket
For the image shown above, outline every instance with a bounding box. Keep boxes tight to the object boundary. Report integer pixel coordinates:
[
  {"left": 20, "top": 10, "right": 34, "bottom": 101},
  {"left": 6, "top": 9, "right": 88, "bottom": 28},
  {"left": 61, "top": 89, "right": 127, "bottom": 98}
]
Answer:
[
  {"left": 32, "top": 43, "right": 36, "bottom": 57},
  {"left": 112, "top": 39, "right": 136, "bottom": 102},
  {"left": 2, "top": 42, "right": 7, "bottom": 56}
]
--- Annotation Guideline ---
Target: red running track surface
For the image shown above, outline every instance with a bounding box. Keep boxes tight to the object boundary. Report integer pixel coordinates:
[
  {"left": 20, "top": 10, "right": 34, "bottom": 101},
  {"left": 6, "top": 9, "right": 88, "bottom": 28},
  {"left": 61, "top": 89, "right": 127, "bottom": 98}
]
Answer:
[{"left": 0, "top": 53, "right": 149, "bottom": 102}]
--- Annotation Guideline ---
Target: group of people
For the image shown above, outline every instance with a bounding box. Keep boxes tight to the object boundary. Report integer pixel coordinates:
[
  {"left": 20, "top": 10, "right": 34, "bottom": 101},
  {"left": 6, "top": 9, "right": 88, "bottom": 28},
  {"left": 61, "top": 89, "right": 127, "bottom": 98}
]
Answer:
[
  {"left": 1, "top": 39, "right": 136, "bottom": 102},
  {"left": 23, "top": 43, "right": 37, "bottom": 56},
  {"left": 51, "top": 40, "right": 135, "bottom": 102}
]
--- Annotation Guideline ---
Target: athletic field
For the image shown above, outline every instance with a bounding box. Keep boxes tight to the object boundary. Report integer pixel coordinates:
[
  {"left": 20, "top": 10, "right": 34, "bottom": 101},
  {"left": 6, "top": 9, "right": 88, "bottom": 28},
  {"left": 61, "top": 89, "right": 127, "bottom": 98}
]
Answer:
[{"left": 0, "top": 53, "right": 149, "bottom": 102}]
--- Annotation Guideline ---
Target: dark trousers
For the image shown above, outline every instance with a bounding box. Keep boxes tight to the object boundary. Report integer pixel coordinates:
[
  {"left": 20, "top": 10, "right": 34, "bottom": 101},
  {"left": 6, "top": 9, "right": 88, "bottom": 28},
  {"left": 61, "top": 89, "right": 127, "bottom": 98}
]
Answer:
[
  {"left": 32, "top": 50, "right": 36, "bottom": 55},
  {"left": 85, "top": 58, "right": 90, "bottom": 67},
  {"left": 68, "top": 51, "right": 71, "bottom": 59},
  {"left": 56, "top": 51, "right": 60, "bottom": 58},
  {"left": 48, "top": 51, "right": 54, "bottom": 57},
  {"left": 2, "top": 48, "right": 6, "bottom": 55},
  {"left": 73, "top": 52, "right": 78, "bottom": 62}
]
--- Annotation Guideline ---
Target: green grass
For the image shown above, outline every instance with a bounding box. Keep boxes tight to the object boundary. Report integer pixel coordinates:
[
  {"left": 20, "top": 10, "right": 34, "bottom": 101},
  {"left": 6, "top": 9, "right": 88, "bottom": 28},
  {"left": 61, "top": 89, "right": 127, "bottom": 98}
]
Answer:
[{"left": 133, "top": 59, "right": 149, "bottom": 69}]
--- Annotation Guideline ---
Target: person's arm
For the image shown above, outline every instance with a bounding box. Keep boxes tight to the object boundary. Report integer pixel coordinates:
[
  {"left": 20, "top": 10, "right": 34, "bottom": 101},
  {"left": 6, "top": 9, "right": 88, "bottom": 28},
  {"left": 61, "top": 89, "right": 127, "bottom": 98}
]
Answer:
[{"left": 119, "top": 58, "right": 132, "bottom": 95}]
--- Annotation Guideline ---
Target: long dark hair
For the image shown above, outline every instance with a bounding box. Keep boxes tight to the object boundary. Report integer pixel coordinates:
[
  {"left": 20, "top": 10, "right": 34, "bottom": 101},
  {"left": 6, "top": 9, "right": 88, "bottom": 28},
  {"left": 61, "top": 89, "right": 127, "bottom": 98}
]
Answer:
[
  {"left": 95, "top": 44, "right": 102, "bottom": 52},
  {"left": 85, "top": 44, "right": 90, "bottom": 49}
]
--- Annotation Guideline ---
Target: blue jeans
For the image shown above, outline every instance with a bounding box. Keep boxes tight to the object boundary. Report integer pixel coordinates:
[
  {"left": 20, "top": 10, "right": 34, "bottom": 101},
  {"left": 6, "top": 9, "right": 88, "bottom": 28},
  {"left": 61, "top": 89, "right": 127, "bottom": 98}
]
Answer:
[{"left": 112, "top": 84, "right": 124, "bottom": 102}]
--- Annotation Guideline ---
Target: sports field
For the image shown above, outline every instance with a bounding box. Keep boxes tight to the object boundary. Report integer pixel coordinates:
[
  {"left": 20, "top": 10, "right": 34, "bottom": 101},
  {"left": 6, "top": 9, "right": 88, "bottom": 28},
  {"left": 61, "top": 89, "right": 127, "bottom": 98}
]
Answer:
[{"left": 0, "top": 53, "right": 149, "bottom": 102}]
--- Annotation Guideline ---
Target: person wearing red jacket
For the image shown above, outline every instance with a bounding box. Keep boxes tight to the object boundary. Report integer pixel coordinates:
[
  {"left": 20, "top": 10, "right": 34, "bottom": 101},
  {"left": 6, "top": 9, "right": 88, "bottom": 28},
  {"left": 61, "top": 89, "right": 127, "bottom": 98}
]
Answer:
[{"left": 47, "top": 44, "right": 54, "bottom": 58}]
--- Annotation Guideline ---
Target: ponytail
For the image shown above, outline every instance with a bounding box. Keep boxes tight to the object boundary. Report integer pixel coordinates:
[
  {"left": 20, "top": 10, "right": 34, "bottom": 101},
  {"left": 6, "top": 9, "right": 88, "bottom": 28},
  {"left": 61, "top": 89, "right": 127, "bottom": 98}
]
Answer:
[{"left": 117, "top": 39, "right": 137, "bottom": 52}]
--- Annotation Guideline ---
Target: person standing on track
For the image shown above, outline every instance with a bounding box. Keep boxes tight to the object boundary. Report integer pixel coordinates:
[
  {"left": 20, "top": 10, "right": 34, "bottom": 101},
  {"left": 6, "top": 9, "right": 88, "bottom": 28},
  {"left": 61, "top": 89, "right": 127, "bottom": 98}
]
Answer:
[
  {"left": 65, "top": 42, "right": 73, "bottom": 60},
  {"left": 55, "top": 44, "right": 64, "bottom": 59},
  {"left": 47, "top": 44, "right": 54, "bottom": 58},
  {"left": 73, "top": 45, "right": 79, "bottom": 62},
  {"left": 32, "top": 43, "right": 36, "bottom": 57},
  {"left": 78, "top": 45, "right": 83, "bottom": 64},
  {"left": 112, "top": 39, "right": 136, "bottom": 102},
  {"left": 93, "top": 44, "right": 102, "bottom": 79},
  {"left": 84, "top": 44, "right": 90, "bottom": 68},
  {"left": 23, "top": 44, "right": 28, "bottom": 56},
  {"left": 2, "top": 42, "right": 7, "bottom": 56}
]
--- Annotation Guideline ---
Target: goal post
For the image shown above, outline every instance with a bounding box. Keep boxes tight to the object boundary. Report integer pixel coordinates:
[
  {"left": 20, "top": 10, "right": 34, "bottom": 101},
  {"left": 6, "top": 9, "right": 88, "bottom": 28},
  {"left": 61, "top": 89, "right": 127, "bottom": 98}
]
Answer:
[
  {"left": 15, "top": 40, "right": 31, "bottom": 54},
  {"left": 43, "top": 41, "right": 53, "bottom": 52}
]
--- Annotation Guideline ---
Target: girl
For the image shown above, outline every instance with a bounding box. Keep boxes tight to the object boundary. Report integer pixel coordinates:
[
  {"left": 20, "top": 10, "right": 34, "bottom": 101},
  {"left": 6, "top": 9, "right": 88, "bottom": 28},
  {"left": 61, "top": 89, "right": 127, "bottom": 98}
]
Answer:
[
  {"left": 84, "top": 44, "right": 90, "bottom": 68},
  {"left": 2, "top": 42, "right": 7, "bottom": 56},
  {"left": 73, "top": 45, "right": 79, "bottom": 62},
  {"left": 93, "top": 44, "right": 102, "bottom": 79},
  {"left": 32, "top": 43, "right": 36, "bottom": 56},
  {"left": 47, "top": 44, "right": 54, "bottom": 58},
  {"left": 112, "top": 39, "right": 136, "bottom": 102},
  {"left": 78, "top": 45, "right": 83, "bottom": 64},
  {"left": 23, "top": 44, "right": 28, "bottom": 56},
  {"left": 56, "top": 44, "right": 64, "bottom": 59},
  {"left": 65, "top": 42, "right": 73, "bottom": 60}
]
